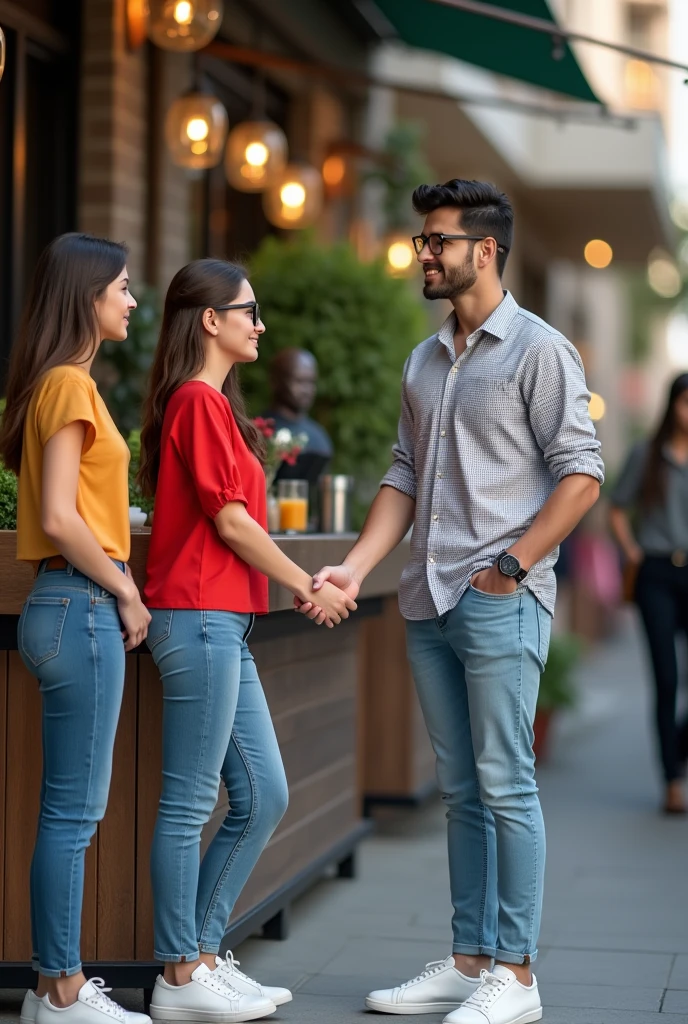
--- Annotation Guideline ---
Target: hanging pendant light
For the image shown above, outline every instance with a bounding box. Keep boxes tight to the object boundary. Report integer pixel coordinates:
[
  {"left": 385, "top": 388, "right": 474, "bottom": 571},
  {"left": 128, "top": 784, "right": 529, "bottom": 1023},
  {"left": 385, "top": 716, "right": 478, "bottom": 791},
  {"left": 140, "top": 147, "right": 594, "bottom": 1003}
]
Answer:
[
  {"left": 0, "top": 27, "right": 5, "bottom": 83},
  {"left": 225, "top": 121, "right": 288, "bottom": 192},
  {"left": 263, "top": 165, "right": 323, "bottom": 229},
  {"left": 384, "top": 232, "right": 416, "bottom": 278},
  {"left": 165, "top": 92, "right": 228, "bottom": 169},
  {"left": 148, "top": 0, "right": 223, "bottom": 52}
]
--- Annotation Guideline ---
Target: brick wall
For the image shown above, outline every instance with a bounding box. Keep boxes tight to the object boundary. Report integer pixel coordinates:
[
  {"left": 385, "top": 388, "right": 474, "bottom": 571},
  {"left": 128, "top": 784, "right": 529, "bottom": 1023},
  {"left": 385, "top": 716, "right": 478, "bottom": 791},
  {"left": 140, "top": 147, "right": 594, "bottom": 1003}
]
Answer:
[{"left": 78, "top": 0, "right": 191, "bottom": 289}]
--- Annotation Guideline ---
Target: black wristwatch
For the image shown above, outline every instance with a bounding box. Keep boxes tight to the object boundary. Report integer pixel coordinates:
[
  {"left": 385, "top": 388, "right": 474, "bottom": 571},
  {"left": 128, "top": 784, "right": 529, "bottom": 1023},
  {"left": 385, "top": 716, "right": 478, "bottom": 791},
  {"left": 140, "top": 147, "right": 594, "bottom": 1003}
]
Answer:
[{"left": 494, "top": 550, "right": 528, "bottom": 583}]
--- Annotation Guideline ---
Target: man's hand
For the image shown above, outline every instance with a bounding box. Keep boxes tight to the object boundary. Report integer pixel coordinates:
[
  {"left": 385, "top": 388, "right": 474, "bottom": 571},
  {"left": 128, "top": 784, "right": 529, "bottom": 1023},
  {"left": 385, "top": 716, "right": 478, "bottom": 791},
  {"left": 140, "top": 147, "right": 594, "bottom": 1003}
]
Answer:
[
  {"left": 470, "top": 565, "right": 517, "bottom": 596},
  {"left": 295, "top": 564, "right": 361, "bottom": 625}
]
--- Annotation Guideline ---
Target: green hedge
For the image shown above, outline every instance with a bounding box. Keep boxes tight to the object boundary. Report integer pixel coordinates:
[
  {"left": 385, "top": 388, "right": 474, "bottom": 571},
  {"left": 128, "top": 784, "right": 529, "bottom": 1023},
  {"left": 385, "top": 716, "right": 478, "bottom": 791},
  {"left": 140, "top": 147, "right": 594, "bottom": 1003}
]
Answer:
[{"left": 245, "top": 234, "right": 428, "bottom": 484}]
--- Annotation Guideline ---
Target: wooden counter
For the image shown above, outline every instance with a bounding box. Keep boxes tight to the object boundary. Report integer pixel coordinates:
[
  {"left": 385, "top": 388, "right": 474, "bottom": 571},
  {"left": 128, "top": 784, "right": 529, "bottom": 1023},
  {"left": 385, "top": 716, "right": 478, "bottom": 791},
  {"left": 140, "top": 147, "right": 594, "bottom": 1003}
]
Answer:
[{"left": 0, "top": 530, "right": 433, "bottom": 993}]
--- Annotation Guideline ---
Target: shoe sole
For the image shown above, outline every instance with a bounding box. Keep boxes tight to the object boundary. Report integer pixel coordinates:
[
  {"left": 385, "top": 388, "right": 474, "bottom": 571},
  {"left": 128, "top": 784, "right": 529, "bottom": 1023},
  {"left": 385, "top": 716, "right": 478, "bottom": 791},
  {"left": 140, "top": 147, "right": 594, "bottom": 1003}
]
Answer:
[
  {"left": 149, "top": 1004, "right": 275, "bottom": 1023},
  {"left": 365, "top": 998, "right": 463, "bottom": 1014},
  {"left": 270, "top": 995, "right": 292, "bottom": 1007}
]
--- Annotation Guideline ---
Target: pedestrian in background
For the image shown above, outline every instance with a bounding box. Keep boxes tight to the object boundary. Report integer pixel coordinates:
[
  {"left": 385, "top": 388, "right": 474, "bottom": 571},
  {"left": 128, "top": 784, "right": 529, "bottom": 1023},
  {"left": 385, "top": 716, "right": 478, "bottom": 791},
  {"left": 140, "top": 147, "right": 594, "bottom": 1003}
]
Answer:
[{"left": 610, "top": 372, "right": 688, "bottom": 815}]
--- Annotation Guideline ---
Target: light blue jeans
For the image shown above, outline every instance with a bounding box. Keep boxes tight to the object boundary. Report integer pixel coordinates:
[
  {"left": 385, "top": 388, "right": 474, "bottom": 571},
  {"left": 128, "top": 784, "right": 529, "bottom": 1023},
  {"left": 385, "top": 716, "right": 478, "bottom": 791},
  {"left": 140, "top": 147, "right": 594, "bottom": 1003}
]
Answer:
[
  {"left": 146, "top": 609, "right": 289, "bottom": 962},
  {"left": 406, "top": 585, "right": 551, "bottom": 965},
  {"left": 18, "top": 561, "right": 127, "bottom": 977}
]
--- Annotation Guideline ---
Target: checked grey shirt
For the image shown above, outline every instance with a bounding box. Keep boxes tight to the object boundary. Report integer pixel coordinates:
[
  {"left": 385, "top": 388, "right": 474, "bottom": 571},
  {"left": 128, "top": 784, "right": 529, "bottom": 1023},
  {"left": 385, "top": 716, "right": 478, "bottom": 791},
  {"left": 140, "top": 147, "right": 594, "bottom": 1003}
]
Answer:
[{"left": 381, "top": 291, "right": 605, "bottom": 619}]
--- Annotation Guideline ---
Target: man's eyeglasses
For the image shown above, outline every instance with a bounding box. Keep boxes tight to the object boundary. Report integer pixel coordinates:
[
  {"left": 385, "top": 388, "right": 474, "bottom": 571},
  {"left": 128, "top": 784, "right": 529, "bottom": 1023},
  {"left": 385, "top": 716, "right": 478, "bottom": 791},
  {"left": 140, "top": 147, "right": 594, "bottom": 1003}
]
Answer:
[
  {"left": 213, "top": 301, "right": 261, "bottom": 326},
  {"left": 411, "top": 233, "right": 509, "bottom": 256}
]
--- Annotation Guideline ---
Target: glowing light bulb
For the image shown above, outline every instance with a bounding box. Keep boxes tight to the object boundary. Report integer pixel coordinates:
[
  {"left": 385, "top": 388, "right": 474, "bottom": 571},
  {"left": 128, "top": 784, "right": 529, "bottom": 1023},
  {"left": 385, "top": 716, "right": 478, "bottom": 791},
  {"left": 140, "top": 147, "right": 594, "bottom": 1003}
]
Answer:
[
  {"left": 173, "top": 1, "right": 194, "bottom": 25},
  {"left": 186, "top": 117, "right": 209, "bottom": 142},
  {"left": 245, "top": 141, "right": 269, "bottom": 167},
  {"left": 323, "top": 155, "right": 346, "bottom": 187},
  {"left": 584, "top": 239, "right": 613, "bottom": 269},
  {"left": 387, "top": 241, "right": 414, "bottom": 271},
  {"left": 588, "top": 393, "right": 606, "bottom": 421},
  {"left": 280, "top": 182, "right": 306, "bottom": 208}
]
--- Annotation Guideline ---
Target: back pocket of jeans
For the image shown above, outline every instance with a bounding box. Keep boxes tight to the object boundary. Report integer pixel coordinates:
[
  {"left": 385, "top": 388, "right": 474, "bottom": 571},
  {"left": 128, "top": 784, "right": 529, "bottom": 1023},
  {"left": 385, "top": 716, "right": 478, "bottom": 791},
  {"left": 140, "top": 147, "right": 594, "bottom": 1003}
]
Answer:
[
  {"left": 146, "top": 609, "right": 173, "bottom": 651},
  {"left": 19, "top": 596, "right": 70, "bottom": 667}
]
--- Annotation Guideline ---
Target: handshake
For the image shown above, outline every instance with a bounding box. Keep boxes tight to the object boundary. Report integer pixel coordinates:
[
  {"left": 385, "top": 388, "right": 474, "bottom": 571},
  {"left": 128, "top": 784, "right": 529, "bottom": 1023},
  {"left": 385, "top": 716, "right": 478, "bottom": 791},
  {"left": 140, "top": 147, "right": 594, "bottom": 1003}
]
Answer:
[{"left": 293, "top": 564, "right": 360, "bottom": 628}]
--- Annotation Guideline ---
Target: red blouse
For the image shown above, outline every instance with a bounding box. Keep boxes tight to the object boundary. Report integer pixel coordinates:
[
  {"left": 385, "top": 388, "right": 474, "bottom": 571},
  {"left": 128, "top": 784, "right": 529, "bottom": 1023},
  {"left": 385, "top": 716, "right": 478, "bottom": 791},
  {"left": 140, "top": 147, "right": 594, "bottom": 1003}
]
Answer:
[{"left": 144, "top": 381, "right": 268, "bottom": 613}]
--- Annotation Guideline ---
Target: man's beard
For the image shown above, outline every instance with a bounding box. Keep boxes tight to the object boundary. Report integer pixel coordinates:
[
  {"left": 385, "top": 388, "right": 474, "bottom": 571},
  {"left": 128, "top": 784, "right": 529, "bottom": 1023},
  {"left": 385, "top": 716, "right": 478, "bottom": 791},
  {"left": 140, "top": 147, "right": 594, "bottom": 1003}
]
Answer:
[{"left": 423, "top": 249, "right": 477, "bottom": 300}]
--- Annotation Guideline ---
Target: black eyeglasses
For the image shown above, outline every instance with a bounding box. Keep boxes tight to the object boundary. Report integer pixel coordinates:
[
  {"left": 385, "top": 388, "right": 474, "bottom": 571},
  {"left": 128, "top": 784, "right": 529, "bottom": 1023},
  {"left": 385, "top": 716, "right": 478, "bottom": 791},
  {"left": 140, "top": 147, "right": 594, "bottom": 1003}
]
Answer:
[
  {"left": 412, "top": 233, "right": 509, "bottom": 256},
  {"left": 213, "top": 301, "right": 261, "bottom": 326}
]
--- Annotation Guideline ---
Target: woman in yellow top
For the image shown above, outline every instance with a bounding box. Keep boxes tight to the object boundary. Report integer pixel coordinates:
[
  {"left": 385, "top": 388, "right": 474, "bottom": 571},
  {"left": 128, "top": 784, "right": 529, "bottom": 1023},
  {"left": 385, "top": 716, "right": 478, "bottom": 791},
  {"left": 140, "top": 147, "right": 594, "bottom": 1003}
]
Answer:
[{"left": 0, "top": 234, "right": 151, "bottom": 1024}]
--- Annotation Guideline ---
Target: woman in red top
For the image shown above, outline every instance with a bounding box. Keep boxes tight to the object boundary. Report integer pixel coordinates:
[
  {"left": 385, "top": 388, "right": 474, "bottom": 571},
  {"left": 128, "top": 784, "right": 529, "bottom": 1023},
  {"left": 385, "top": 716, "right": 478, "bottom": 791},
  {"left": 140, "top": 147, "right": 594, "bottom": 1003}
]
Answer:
[{"left": 138, "top": 259, "right": 355, "bottom": 1024}]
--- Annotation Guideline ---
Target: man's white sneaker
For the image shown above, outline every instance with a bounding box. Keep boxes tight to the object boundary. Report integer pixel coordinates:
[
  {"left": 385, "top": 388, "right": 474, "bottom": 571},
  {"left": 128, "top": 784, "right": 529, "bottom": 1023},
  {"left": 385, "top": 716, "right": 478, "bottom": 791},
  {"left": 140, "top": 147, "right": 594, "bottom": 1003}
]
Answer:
[
  {"left": 442, "top": 966, "right": 542, "bottom": 1024},
  {"left": 365, "top": 956, "right": 480, "bottom": 1014},
  {"left": 20, "top": 989, "right": 41, "bottom": 1024},
  {"left": 35, "top": 979, "right": 151, "bottom": 1024},
  {"left": 149, "top": 963, "right": 275, "bottom": 1023},
  {"left": 214, "top": 953, "right": 292, "bottom": 1007}
]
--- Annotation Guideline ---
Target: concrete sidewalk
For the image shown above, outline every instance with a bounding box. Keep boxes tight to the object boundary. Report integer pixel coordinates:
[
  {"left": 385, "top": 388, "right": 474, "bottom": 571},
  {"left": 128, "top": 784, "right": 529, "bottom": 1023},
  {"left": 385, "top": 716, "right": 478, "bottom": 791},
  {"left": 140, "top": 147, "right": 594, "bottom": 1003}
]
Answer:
[
  {"left": 2, "top": 609, "right": 687, "bottom": 1023},
  {"left": 229, "top": 609, "right": 688, "bottom": 1023}
]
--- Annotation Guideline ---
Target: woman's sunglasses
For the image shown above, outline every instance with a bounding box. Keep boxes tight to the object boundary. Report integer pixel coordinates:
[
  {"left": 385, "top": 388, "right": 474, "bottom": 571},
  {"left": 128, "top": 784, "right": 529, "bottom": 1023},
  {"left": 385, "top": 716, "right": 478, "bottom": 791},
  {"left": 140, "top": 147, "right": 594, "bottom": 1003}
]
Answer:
[{"left": 213, "top": 301, "right": 261, "bottom": 326}]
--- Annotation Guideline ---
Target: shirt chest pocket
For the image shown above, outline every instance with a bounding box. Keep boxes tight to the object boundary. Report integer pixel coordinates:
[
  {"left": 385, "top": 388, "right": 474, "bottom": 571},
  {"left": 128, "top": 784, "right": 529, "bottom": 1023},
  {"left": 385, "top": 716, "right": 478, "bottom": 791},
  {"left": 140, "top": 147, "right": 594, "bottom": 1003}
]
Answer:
[{"left": 455, "top": 377, "right": 524, "bottom": 435}]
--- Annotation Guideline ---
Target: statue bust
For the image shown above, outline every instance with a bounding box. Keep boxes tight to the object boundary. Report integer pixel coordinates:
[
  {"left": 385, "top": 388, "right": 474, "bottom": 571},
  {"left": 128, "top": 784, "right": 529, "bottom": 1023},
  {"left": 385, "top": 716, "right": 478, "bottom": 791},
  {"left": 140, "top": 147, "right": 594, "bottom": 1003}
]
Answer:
[{"left": 263, "top": 348, "right": 333, "bottom": 481}]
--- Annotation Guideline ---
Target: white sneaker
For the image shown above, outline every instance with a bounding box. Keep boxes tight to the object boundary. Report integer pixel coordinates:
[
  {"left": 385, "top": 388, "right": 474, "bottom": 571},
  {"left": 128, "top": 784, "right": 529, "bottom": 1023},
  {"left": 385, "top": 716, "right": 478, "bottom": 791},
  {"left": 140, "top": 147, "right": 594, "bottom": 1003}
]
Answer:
[
  {"left": 366, "top": 956, "right": 480, "bottom": 1014},
  {"left": 21, "top": 989, "right": 41, "bottom": 1024},
  {"left": 214, "top": 953, "right": 292, "bottom": 1007},
  {"left": 149, "top": 963, "right": 275, "bottom": 1023},
  {"left": 35, "top": 979, "right": 151, "bottom": 1024},
  {"left": 442, "top": 967, "right": 542, "bottom": 1024}
]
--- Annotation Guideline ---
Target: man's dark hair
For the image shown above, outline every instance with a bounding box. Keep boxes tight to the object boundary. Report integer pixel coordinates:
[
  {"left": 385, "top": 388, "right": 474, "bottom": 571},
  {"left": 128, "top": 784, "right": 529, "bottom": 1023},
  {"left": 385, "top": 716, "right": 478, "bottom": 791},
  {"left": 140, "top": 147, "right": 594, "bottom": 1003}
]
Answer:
[{"left": 412, "top": 179, "right": 514, "bottom": 277}]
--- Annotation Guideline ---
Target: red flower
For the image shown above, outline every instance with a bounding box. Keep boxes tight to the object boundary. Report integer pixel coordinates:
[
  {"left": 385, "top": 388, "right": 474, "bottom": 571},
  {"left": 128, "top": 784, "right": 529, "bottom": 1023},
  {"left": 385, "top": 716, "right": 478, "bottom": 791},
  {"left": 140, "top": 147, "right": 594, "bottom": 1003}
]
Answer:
[{"left": 253, "top": 416, "right": 276, "bottom": 438}]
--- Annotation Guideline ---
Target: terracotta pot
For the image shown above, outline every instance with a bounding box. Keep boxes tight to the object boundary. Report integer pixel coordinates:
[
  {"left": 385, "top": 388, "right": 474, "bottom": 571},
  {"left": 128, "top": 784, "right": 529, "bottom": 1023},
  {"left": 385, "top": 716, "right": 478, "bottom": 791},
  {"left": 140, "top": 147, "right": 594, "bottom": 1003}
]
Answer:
[{"left": 533, "top": 709, "right": 554, "bottom": 761}]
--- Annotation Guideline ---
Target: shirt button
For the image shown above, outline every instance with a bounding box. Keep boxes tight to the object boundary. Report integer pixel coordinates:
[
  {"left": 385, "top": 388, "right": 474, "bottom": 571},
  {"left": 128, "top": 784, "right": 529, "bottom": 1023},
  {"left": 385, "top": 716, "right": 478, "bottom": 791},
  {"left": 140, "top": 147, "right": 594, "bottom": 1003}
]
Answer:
[
  {"left": 428, "top": 554, "right": 436, "bottom": 563},
  {"left": 451, "top": 366, "right": 458, "bottom": 374},
  {"left": 440, "top": 429, "right": 446, "bottom": 437},
  {"left": 432, "top": 514, "right": 438, "bottom": 521},
  {"left": 437, "top": 471, "right": 443, "bottom": 478}
]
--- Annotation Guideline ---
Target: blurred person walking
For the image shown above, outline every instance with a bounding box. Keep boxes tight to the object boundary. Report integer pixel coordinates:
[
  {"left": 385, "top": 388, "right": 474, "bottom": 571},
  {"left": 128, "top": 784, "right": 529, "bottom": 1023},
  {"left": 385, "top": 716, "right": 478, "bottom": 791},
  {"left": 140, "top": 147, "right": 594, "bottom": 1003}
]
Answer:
[
  {"left": 298, "top": 180, "right": 603, "bottom": 1024},
  {"left": 0, "top": 234, "right": 151, "bottom": 1024},
  {"left": 138, "top": 259, "right": 356, "bottom": 1024},
  {"left": 610, "top": 373, "right": 688, "bottom": 814}
]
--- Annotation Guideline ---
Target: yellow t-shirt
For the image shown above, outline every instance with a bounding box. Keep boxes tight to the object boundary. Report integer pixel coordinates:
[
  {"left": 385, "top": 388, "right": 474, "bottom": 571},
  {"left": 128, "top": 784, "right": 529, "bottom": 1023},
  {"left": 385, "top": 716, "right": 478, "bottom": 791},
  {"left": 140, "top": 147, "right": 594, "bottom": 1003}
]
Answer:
[{"left": 17, "top": 365, "right": 131, "bottom": 562}]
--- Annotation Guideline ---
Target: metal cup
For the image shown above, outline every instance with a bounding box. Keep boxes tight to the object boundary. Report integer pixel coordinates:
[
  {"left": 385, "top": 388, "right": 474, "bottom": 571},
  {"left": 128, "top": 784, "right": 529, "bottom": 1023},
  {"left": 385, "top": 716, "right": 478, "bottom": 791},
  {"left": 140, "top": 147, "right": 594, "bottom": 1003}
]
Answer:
[{"left": 319, "top": 475, "right": 354, "bottom": 534}]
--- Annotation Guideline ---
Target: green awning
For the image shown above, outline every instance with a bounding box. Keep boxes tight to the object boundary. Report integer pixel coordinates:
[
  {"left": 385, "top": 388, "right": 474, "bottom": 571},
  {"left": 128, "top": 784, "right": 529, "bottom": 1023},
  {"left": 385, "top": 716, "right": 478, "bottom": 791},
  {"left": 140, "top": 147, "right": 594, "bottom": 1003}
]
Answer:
[{"left": 371, "top": 0, "right": 599, "bottom": 103}]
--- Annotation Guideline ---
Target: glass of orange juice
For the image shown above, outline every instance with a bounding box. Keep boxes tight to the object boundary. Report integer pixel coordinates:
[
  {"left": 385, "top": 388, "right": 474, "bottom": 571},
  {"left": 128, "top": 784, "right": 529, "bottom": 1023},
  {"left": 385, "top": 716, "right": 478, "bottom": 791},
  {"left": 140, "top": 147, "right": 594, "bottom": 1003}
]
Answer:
[{"left": 277, "top": 479, "right": 309, "bottom": 533}]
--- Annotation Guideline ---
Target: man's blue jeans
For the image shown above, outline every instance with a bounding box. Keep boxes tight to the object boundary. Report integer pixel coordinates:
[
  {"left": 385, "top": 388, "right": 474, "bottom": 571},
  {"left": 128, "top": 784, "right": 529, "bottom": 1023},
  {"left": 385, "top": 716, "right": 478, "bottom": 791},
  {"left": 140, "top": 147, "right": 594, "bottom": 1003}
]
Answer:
[
  {"left": 18, "top": 562, "right": 127, "bottom": 977},
  {"left": 147, "top": 609, "right": 289, "bottom": 962},
  {"left": 406, "top": 585, "right": 551, "bottom": 965}
]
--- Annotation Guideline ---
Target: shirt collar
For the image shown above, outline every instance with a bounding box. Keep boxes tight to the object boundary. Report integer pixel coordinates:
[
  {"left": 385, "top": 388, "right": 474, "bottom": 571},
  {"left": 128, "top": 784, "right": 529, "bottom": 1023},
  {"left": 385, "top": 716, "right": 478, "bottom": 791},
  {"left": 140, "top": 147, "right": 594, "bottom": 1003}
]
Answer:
[{"left": 437, "top": 291, "right": 520, "bottom": 356}]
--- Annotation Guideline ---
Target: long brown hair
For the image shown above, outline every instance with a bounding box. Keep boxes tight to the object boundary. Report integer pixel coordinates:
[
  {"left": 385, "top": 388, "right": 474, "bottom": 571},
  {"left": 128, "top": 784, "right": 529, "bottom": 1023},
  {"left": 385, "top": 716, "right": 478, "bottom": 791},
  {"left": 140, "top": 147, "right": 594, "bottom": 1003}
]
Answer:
[
  {"left": 138, "top": 259, "right": 265, "bottom": 497},
  {"left": 0, "top": 233, "right": 129, "bottom": 474},
  {"left": 640, "top": 372, "right": 688, "bottom": 510}
]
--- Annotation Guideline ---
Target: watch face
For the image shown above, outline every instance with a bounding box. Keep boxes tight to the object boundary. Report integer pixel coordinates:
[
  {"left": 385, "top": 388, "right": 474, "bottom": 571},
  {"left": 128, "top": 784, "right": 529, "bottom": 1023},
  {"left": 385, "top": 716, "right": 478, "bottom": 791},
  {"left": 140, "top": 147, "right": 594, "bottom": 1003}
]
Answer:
[{"left": 499, "top": 554, "right": 520, "bottom": 577}]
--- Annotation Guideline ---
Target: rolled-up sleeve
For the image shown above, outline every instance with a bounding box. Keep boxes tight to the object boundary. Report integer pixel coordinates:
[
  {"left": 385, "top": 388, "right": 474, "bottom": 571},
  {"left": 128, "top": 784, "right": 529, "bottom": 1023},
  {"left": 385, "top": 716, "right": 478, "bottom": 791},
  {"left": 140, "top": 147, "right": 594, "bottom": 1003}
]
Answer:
[
  {"left": 521, "top": 337, "right": 605, "bottom": 485},
  {"left": 381, "top": 360, "right": 417, "bottom": 499},
  {"left": 173, "top": 391, "right": 247, "bottom": 519}
]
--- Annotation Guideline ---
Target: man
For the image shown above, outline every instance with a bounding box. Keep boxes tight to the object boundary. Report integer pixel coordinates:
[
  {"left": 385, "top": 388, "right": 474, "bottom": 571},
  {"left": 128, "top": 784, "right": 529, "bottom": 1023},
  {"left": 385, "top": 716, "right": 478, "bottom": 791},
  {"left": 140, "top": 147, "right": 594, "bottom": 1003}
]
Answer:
[
  {"left": 262, "top": 348, "right": 333, "bottom": 482},
  {"left": 299, "top": 180, "right": 603, "bottom": 1024}
]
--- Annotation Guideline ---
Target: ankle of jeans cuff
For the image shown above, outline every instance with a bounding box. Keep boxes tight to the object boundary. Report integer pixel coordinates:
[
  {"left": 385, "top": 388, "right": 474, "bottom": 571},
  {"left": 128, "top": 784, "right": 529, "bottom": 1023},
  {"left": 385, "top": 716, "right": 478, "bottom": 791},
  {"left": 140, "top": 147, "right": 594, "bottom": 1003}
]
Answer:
[
  {"left": 494, "top": 949, "right": 538, "bottom": 966},
  {"left": 155, "top": 951, "right": 201, "bottom": 964},
  {"left": 36, "top": 964, "right": 83, "bottom": 979},
  {"left": 452, "top": 944, "right": 496, "bottom": 959}
]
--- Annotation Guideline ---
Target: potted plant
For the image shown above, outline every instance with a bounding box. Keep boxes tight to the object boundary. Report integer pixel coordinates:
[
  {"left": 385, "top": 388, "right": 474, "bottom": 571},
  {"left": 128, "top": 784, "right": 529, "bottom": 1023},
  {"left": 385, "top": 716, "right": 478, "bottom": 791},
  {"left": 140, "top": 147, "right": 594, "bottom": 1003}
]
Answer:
[{"left": 534, "top": 634, "right": 581, "bottom": 761}]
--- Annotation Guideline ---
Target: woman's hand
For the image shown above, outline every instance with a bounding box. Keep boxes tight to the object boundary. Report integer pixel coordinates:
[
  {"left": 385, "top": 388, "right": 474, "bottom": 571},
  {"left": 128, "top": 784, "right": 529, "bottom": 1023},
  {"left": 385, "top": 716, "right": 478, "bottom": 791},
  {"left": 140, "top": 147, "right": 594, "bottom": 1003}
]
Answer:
[
  {"left": 297, "top": 579, "right": 357, "bottom": 628},
  {"left": 118, "top": 581, "right": 152, "bottom": 651},
  {"left": 295, "top": 564, "right": 361, "bottom": 626}
]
